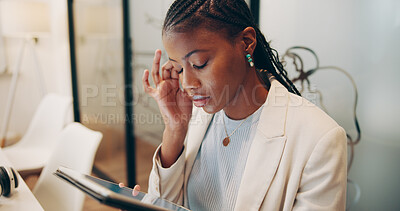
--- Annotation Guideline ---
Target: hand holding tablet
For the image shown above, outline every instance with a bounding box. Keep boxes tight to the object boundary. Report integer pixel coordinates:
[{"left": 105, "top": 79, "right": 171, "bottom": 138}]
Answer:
[{"left": 118, "top": 183, "right": 141, "bottom": 197}]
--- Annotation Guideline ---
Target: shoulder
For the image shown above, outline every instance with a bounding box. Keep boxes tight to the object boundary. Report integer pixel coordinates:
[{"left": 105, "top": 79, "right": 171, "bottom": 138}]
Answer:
[
  {"left": 283, "top": 92, "right": 346, "bottom": 159},
  {"left": 286, "top": 93, "right": 342, "bottom": 138}
]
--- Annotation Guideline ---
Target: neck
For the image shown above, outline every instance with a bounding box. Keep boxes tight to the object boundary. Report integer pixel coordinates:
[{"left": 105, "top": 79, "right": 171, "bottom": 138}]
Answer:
[{"left": 223, "top": 68, "right": 268, "bottom": 120}]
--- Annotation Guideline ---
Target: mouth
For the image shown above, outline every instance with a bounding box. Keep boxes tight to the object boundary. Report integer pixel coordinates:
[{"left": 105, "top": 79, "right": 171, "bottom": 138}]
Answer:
[{"left": 192, "top": 95, "right": 211, "bottom": 107}]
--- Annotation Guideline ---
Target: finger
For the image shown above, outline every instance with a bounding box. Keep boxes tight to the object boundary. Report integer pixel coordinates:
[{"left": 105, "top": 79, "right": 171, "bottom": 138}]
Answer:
[
  {"left": 132, "top": 185, "right": 141, "bottom": 196},
  {"left": 142, "top": 69, "right": 155, "bottom": 96},
  {"left": 119, "top": 183, "right": 125, "bottom": 188},
  {"left": 171, "top": 67, "right": 179, "bottom": 80},
  {"left": 151, "top": 49, "right": 162, "bottom": 87},
  {"left": 162, "top": 62, "right": 173, "bottom": 80}
]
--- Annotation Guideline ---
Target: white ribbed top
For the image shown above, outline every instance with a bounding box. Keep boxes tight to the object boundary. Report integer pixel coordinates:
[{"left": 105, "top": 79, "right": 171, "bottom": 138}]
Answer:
[{"left": 187, "top": 104, "right": 264, "bottom": 211}]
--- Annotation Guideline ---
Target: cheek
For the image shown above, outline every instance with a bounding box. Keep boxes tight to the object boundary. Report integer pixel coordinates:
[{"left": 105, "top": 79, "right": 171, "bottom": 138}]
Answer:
[
  {"left": 204, "top": 74, "right": 233, "bottom": 105},
  {"left": 202, "top": 82, "right": 232, "bottom": 114},
  {"left": 217, "top": 50, "right": 246, "bottom": 75},
  {"left": 211, "top": 55, "right": 246, "bottom": 88},
  {"left": 210, "top": 56, "right": 247, "bottom": 97}
]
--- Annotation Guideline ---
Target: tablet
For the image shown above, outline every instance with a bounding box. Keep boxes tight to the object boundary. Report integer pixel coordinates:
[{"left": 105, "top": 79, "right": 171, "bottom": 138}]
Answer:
[{"left": 53, "top": 166, "right": 190, "bottom": 211}]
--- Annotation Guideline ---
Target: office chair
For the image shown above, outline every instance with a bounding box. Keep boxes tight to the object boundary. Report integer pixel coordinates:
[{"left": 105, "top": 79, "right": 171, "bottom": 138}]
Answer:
[
  {"left": 32, "top": 122, "right": 102, "bottom": 211},
  {"left": 2, "top": 93, "right": 72, "bottom": 176}
]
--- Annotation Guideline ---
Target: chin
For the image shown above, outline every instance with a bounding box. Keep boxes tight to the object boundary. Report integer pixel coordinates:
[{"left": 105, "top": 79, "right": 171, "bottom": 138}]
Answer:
[{"left": 201, "top": 104, "right": 222, "bottom": 115}]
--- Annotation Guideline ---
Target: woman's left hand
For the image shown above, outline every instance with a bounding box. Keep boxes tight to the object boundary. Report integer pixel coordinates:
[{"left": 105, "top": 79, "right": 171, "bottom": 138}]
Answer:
[{"left": 118, "top": 183, "right": 141, "bottom": 196}]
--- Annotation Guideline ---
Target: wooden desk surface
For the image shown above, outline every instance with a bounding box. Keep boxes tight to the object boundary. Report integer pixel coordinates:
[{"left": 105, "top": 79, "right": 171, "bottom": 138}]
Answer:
[{"left": 0, "top": 148, "right": 43, "bottom": 211}]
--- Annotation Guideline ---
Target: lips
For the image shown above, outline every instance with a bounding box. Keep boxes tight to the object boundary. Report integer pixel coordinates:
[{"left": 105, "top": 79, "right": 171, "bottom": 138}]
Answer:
[
  {"left": 192, "top": 95, "right": 209, "bottom": 100},
  {"left": 191, "top": 95, "right": 210, "bottom": 107}
]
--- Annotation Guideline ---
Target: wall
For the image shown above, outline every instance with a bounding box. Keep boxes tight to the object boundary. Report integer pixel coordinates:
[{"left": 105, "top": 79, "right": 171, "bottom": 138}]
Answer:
[
  {"left": 260, "top": 0, "right": 400, "bottom": 210},
  {"left": 0, "top": 0, "right": 72, "bottom": 144}
]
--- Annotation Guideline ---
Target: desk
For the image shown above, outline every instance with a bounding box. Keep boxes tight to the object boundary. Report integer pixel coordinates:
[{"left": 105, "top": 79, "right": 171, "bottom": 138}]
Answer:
[{"left": 0, "top": 148, "right": 43, "bottom": 210}]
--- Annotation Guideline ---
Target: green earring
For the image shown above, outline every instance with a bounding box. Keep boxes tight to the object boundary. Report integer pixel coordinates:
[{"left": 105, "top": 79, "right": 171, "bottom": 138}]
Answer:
[{"left": 246, "top": 53, "right": 254, "bottom": 67}]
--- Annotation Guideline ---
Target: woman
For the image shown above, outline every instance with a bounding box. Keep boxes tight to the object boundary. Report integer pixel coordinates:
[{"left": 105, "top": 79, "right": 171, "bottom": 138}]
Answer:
[{"left": 140, "top": 0, "right": 347, "bottom": 210}]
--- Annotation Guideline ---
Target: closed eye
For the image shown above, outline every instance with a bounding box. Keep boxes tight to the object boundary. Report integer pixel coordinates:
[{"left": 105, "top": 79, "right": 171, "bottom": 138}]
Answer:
[
  {"left": 177, "top": 61, "right": 208, "bottom": 74},
  {"left": 193, "top": 61, "right": 208, "bottom": 70}
]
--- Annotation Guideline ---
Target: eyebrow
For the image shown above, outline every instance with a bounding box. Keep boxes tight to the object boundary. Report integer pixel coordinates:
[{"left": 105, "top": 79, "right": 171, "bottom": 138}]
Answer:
[{"left": 169, "top": 49, "right": 208, "bottom": 62}]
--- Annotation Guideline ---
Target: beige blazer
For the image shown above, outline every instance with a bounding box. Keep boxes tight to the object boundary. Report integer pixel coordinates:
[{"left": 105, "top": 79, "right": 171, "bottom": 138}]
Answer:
[{"left": 148, "top": 79, "right": 347, "bottom": 211}]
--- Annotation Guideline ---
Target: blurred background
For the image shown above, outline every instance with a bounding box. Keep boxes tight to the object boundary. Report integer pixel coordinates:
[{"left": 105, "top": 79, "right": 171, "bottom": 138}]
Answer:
[
  {"left": 0, "top": 0, "right": 398, "bottom": 210},
  {"left": 260, "top": 0, "right": 400, "bottom": 210}
]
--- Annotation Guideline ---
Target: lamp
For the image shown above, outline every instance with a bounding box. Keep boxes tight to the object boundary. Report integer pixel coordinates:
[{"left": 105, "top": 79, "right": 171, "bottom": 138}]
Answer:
[
  {"left": 0, "top": 1, "right": 50, "bottom": 147},
  {"left": 81, "top": 4, "right": 121, "bottom": 36}
]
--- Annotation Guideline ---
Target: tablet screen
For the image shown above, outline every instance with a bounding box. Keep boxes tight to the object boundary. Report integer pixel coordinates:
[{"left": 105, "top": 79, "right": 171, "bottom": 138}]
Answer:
[
  {"left": 85, "top": 175, "right": 144, "bottom": 198},
  {"left": 55, "top": 167, "right": 190, "bottom": 211}
]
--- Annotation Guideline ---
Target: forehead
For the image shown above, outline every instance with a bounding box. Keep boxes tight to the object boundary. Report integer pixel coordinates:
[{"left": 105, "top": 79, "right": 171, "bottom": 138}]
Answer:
[{"left": 162, "top": 28, "right": 233, "bottom": 57}]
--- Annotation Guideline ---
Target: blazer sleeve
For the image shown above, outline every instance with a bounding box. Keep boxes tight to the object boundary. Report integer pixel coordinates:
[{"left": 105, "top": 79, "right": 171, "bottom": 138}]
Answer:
[
  {"left": 293, "top": 126, "right": 347, "bottom": 211},
  {"left": 148, "top": 144, "right": 186, "bottom": 205}
]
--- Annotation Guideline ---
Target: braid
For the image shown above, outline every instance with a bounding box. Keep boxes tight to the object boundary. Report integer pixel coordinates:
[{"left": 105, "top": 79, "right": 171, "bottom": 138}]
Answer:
[
  {"left": 163, "top": 0, "right": 301, "bottom": 96},
  {"left": 224, "top": 1, "right": 255, "bottom": 25},
  {"left": 174, "top": 0, "right": 207, "bottom": 26},
  {"left": 254, "top": 27, "right": 301, "bottom": 95},
  {"left": 164, "top": 0, "right": 196, "bottom": 31}
]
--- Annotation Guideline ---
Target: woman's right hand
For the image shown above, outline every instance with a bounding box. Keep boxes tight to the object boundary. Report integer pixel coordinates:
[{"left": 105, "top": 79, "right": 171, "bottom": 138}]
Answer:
[
  {"left": 142, "top": 49, "right": 193, "bottom": 168},
  {"left": 142, "top": 49, "right": 193, "bottom": 132}
]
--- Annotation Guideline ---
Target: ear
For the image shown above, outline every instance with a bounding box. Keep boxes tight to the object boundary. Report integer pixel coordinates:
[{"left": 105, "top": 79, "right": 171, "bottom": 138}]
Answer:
[{"left": 240, "top": 27, "right": 257, "bottom": 55}]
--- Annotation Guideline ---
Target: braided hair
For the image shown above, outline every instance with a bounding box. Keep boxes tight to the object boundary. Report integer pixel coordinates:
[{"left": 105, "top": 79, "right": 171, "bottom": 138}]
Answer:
[{"left": 163, "top": 0, "right": 301, "bottom": 95}]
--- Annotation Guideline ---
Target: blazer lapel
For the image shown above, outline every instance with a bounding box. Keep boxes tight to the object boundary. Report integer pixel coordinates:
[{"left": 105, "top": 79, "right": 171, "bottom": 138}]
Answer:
[{"left": 234, "top": 80, "right": 290, "bottom": 211}]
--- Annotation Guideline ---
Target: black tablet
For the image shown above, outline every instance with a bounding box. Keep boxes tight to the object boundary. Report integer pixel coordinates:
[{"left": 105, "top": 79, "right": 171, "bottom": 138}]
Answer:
[{"left": 53, "top": 166, "right": 190, "bottom": 211}]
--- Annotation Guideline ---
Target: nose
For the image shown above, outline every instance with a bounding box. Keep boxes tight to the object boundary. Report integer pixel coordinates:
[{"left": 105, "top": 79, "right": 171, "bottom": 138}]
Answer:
[{"left": 181, "top": 69, "right": 201, "bottom": 93}]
